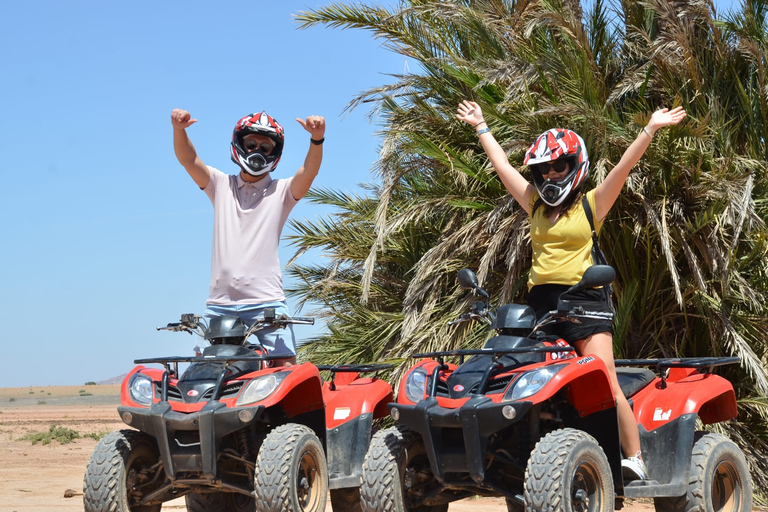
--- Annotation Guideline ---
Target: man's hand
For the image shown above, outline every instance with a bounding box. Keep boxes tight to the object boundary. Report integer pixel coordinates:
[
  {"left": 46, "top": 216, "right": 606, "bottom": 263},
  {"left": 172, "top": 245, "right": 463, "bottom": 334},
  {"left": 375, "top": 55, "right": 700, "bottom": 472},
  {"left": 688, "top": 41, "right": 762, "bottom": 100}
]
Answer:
[
  {"left": 296, "top": 115, "right": 325, "bottom": 141},
  {"left": 171, "top": 108, "right": 197, "bottom": 130}
]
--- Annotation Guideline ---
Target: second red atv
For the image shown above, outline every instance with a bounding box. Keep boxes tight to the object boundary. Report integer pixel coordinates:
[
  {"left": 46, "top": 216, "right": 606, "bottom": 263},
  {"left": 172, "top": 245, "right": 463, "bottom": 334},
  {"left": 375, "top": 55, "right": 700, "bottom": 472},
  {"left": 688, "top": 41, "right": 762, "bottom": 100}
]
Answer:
[
  {"left": 360, "top": 265, "right": 752, "bottom": 512},
  {"left": 83, "top": 309, "right": 393, "bottom": 512}
]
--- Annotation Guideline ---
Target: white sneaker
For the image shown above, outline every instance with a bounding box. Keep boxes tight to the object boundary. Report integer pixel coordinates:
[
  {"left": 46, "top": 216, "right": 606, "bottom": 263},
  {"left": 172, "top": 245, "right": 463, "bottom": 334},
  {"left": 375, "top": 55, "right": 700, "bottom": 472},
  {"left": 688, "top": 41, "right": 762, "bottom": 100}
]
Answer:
[{"left": 621, "top": 456, "right": 647, "bottom": 480}]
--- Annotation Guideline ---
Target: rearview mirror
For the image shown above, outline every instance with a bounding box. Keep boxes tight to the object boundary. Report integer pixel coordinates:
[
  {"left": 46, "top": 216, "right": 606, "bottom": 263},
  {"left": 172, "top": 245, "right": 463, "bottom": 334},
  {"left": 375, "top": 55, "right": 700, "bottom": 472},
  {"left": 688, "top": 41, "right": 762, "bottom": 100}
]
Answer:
[
  {"left": 457, "top": 268, "right": 489, "bottom": 299},
  {"left": 457, "top": 268, "right": 479, "bottom": 290},
  {"left": 565, "top": 265, "right": 615, "bottom": 295}
]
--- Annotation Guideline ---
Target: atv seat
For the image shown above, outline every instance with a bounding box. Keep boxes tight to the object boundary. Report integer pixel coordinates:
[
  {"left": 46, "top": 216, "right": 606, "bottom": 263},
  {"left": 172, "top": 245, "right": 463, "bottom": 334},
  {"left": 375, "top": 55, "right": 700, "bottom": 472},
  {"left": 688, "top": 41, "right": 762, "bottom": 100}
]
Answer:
[{"left": 616, "top": 367, "right": 656, "bottom": 399}]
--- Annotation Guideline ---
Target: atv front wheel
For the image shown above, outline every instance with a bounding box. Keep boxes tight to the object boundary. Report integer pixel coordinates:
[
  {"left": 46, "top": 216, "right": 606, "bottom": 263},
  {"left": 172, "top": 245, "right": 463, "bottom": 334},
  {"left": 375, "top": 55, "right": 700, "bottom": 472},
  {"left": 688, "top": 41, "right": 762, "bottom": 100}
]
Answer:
[
  {"left": 653, "top": 432, "right": 752, "bottom": 512},
  {"left": 83, "top": 429, "right": 163, "bottom": 512},
  {"left": 186, "top": 491, "right": 254, "bottom": 512},
  {"left": 524, "top": 428, "right": 614, "bottom": 512},
  {"left": 253, "top": 423, "right": 328, "bottom": 512},
  {"left": 360, "top": 425, "right": 448, "bottom": 512}
]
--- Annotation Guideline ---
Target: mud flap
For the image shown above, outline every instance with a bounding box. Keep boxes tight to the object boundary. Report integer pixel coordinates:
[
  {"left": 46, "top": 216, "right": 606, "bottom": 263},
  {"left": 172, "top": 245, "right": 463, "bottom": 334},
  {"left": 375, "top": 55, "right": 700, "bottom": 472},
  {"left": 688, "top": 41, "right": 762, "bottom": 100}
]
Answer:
[
  {"left": 326, "top": 413, "right": 373, "bottom": 489},
  {"left": 623, "top": 413, "right": 696, "bottom": 498}
]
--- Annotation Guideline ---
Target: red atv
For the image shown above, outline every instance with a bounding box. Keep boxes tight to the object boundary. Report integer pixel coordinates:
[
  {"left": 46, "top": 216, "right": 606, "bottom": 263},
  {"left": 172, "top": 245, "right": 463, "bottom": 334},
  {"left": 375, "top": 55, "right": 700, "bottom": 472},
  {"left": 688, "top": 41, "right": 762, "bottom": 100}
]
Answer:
[
  {"left": 83, "top": 309, "right": 393, "bottom": 512},
  {"left": 360, "top": 266, "right": 752, "bottom": 512}
]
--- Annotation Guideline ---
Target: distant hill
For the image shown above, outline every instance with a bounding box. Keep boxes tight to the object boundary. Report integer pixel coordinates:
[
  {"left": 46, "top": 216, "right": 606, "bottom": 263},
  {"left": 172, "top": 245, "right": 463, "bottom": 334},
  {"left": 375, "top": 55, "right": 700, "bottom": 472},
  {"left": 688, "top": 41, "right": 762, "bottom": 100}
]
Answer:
[{"left": 96, "top": 374, "right": 127, "bottom": 385}]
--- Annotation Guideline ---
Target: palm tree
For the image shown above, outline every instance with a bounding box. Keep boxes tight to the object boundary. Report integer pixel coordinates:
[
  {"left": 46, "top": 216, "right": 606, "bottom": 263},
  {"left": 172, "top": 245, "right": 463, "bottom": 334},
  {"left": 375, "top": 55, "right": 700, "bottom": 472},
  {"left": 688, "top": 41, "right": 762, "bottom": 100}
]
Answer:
[{"left": 291, "top": 0, "right": 768, "bottom": 496}]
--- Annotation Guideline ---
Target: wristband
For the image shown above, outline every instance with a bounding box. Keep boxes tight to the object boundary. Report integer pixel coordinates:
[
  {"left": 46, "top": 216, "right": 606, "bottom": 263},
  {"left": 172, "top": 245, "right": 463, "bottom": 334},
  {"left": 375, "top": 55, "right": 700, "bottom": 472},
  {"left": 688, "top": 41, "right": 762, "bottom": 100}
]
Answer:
[
  {"left": 311, "top": 137, "right": 325, "bottom": 145},
  {"left": 642, "top": 126, "right": 653, "bottom": 139},
  {"left": 477, "top": 127, "right": 491, "bottom": 136}
]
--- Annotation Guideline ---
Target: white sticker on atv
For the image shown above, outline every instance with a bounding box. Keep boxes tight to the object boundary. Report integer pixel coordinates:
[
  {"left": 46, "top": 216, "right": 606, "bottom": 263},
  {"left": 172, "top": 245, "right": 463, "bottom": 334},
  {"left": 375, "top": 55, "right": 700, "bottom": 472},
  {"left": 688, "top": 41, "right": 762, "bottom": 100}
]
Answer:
[
  {"left": 551, "top": 340, "right": 576, "bottom": 361},
  {"left": 653, "top": 407, "right": 672, "bottom": 421},
  {"left": 334, "top": 407, "right": 351, "bottom": 420},
  {"left": 577, "top": 356, "right": 595, "bottom": 365}
]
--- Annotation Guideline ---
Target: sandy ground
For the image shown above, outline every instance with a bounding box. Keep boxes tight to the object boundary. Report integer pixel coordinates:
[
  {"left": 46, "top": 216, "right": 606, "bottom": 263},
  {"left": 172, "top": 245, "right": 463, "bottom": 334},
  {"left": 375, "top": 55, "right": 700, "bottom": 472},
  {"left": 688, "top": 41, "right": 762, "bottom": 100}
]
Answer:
[{"left": 0, "top": 385, "right": 743, "bottom": 512}]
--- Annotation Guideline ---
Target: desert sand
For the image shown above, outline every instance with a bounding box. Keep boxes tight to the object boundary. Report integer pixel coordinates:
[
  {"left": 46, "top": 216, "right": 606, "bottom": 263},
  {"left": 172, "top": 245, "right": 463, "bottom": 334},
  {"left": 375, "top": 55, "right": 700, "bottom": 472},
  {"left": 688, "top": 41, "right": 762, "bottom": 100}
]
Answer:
[{"left": 0, "top": 385, "right": 713, "bottom": 512}]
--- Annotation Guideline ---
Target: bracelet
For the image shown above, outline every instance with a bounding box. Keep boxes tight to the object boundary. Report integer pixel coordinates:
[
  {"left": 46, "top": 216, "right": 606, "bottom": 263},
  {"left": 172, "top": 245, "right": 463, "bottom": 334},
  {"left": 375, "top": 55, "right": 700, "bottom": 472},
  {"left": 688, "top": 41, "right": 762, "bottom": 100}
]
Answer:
[
  {"left": 310, "top": 137, "right": 325, "bottom": 145},
  {"left": 474, "top": 121, "right": 487, "bottom": 128},
  {"left": 642, "top": 126, "right": 653, "bottom": 139},
  {"left": 477, "top": 127, "right": 491, "bottom": 136}
]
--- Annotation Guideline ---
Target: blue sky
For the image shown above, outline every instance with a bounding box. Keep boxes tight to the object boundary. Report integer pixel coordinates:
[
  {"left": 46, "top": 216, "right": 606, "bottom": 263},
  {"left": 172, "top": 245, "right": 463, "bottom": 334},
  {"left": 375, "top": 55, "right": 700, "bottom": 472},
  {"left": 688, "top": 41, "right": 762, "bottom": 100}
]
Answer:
[
  {"left": 0, "top": 0, "right": 404, "bottom": 387},
  {"left": 0, "top": 0, "right": 739, "bottom": 388}
]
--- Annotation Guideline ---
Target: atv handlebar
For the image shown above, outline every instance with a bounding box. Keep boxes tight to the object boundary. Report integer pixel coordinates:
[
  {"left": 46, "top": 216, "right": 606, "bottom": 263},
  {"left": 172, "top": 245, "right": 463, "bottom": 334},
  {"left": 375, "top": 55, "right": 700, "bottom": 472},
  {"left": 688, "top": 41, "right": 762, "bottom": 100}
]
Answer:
[
  {"left": 156, "top": 314, "right": 205, "bottom": 336},
  {"left": 448, "top": 311, "right": 493, "bottom": 326},
  {"left": 156, "top": 313, "right": 314, "bottom": 341},
  {"left": 242, "top": 314, "right": 314, "bottom": 340}
]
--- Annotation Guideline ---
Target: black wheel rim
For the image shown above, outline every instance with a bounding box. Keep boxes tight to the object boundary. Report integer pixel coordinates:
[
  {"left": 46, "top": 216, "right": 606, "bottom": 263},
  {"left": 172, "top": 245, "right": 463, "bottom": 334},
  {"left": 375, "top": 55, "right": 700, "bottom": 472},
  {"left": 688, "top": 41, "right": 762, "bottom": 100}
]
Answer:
[
  {"left": 570, "top": 460, "right": 602, "bottom": 512},
  {"left": 402, "top": 450, "right": 440, "bottom": 511},
  {"left": 126, "top": 452, "right": 158, "bottom": 511}
]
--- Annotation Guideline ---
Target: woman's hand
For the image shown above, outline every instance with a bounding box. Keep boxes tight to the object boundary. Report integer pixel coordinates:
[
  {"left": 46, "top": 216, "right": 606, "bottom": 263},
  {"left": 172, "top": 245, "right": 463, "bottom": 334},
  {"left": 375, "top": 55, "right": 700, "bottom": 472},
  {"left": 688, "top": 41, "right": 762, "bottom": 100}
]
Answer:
[
  {"left": 456, "top": 100, "right": 486, "bottom": 128},
  {"left": 646, "top": 106, "right": 686, "bottom": 135}
]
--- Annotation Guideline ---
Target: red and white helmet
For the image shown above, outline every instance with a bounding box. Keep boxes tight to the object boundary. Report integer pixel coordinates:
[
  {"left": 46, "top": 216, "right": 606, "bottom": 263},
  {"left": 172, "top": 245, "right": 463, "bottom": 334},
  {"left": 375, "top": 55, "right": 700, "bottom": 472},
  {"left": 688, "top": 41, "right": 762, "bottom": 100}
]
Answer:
[
  {"left": 524, "top": 128, "right": 589, "bottom": 207},
  {"left": 230, "top": 112, "right": 285, "bottom": 177}
]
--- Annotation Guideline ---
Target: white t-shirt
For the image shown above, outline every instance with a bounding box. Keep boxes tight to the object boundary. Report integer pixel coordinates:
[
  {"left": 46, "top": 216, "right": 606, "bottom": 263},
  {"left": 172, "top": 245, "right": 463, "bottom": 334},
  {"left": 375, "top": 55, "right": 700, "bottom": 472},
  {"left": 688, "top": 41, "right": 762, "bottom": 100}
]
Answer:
[{"left": 203, "top": 167, "right": 298, "bottom": 305}]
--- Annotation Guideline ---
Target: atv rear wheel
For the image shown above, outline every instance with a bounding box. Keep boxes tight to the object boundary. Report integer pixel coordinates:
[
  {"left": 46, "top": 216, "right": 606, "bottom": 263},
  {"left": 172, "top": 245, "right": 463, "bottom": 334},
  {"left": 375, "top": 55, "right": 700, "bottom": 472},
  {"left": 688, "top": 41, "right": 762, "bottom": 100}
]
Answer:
[
  {"left": 653, "top": 432, "right": 752, "bottom": 512},
  {"left": 83, "top": 429, "right": 163, "bottom": 512},
  {"left": 186, "top": 491, "right": 255, "bottom": 512},
  {"left": 253, "top": 423, "right": 328, "bottom": 512},
  {"left": 524, "top": 428, "right": 614, "bottom": 512},
  {"left": 330, "top": 487, "right": 362, "bottom": 512},
  {"left": 360, "top": 425, "right": 447, "bottom": 512}
]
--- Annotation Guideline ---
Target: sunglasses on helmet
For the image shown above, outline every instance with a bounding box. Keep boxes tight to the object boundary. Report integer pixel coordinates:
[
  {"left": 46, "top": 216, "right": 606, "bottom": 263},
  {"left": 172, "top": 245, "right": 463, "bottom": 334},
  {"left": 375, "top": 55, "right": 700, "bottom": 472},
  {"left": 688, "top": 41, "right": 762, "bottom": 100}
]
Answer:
[
  {"left": 243, "top": 139, "right": 274, "bottom": 154},
  {"left": 534, "top": 160, "right": 569, "bottom": 175}
]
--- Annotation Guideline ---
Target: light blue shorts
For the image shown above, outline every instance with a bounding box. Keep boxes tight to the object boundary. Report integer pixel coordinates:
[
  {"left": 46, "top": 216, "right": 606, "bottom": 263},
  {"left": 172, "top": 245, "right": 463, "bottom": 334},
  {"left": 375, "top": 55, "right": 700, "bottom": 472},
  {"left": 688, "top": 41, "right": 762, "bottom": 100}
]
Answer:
[{"left": 204, "top": 301, "right": 296, "bottom": 357}]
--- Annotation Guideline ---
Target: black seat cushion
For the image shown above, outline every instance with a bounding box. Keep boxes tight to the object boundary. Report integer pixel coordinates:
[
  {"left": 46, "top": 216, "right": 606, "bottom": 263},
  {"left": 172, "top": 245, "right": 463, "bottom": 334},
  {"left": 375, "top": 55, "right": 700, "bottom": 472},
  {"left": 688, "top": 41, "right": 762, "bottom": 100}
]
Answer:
[{"left": 616, "top": 368, "right": 656, "bottom": 398}]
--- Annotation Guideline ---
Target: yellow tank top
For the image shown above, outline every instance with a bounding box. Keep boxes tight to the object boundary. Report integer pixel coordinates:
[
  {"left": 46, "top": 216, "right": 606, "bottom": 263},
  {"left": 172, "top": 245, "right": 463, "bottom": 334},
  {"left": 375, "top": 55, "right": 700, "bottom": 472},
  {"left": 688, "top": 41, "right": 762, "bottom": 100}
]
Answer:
[{"left": 528, "top": 189, "right": 603, "bottom": 289}]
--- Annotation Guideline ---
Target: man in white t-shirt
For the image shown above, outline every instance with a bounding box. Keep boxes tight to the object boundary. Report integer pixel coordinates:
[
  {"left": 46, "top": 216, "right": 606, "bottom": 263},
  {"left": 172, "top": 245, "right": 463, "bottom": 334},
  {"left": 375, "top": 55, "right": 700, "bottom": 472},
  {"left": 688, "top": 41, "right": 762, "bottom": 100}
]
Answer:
[{"left": 171, "top": 108, "right": 325, "bottom": 365}]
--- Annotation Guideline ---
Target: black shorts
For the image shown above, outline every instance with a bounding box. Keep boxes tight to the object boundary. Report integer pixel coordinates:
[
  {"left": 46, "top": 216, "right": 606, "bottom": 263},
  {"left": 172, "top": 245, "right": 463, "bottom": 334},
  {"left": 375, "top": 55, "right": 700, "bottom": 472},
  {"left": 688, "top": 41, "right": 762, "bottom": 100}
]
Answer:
[{"left": 527, "top": 284, "right": 613, "bottom": 344}]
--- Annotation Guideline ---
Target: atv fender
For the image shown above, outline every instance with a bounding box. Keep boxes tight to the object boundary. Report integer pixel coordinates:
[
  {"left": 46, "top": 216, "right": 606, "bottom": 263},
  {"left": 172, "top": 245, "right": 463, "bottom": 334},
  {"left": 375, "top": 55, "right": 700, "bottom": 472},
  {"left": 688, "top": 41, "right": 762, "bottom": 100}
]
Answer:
[
  {"left": 631, "top": 370, "right": 737, "bottom": 432},
  {"left": 519, "top": 356, "right": 615, "bottom": 418},
  {"left": 256, "top": 363, "right": 325, "bottom": 418},
  {"left": 120, "top": 366, "right": 163, "bottom": 408}
]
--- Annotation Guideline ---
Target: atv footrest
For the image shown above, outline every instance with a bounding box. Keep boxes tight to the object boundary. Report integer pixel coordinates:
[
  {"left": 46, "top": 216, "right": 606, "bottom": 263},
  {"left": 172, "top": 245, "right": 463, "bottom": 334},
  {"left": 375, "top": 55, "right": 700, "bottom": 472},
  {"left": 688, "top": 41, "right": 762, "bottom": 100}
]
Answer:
[{"left": 622, "top": 479, "right": 686, "bottom": 498}]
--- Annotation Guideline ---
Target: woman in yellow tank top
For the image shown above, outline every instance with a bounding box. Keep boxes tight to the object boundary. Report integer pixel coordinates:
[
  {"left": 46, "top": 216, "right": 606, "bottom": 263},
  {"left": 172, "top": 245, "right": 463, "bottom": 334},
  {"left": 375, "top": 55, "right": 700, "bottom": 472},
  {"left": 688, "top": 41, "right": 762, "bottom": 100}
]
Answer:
[{"left": 457, "top": 100, "right": 686, "bottom": 481}]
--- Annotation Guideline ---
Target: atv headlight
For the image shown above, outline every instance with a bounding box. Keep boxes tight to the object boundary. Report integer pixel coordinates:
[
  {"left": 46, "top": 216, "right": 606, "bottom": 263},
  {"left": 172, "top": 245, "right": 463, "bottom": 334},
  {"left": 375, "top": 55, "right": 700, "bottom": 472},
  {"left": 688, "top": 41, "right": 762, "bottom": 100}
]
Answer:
[
  {"left": 404, "top": 368, "right": 428, "bottom": 403},
  {"left": 236, "top": 373, "right": 288, "bottom": 406},
  {"left": 503, "top": 364, "right": 565, "bottom": 402},
  {"left": 128, "top": 373, "right": 154, "bottom": 406}
]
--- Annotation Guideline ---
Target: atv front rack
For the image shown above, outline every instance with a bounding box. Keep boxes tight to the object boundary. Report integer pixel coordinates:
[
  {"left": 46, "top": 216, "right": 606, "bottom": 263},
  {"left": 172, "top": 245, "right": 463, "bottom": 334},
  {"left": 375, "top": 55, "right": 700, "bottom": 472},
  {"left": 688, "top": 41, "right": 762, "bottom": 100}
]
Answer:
[
  {"left": 316, "top": 363, "right": 393, "bottom": 373},
  {"left": 412, "top": 347, "right": 575, "bottom": 398},
  {"left": 135, "top": 355, "right": 284, "bottom": 403},
  {"left": 414, "top": 346, "right": 575, "bottom": 365}
]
